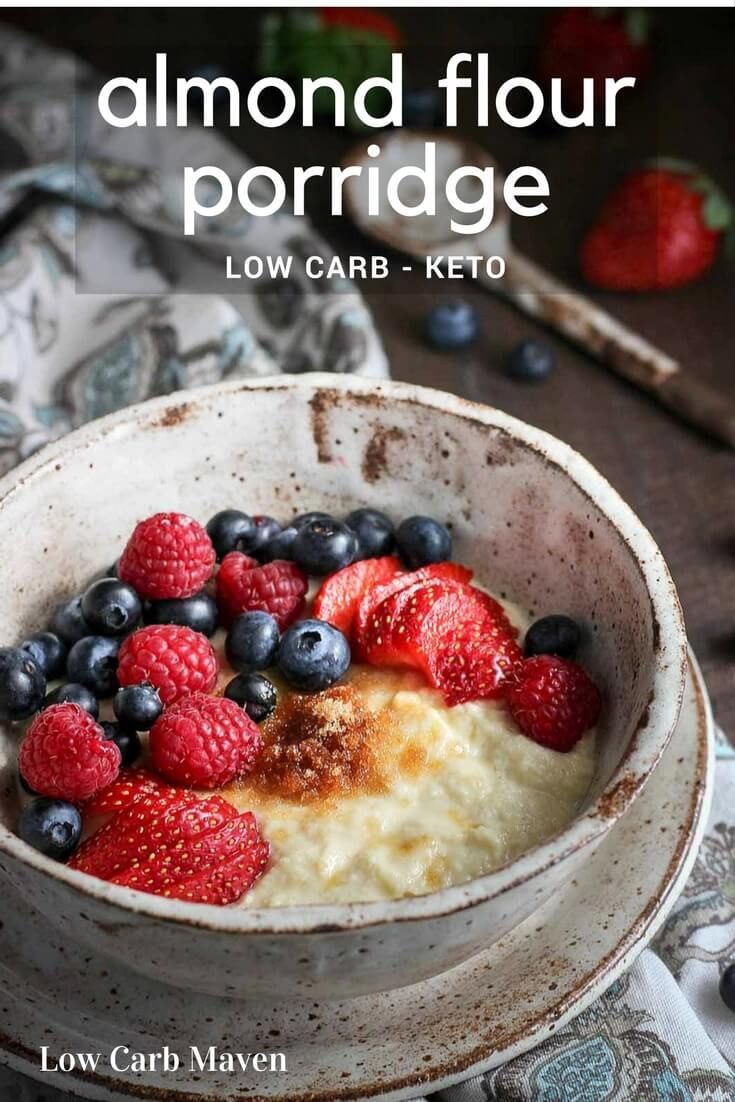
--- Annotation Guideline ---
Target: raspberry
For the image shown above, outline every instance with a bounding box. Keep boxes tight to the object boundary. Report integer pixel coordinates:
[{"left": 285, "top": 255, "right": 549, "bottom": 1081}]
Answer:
[
  {"left": 117, "top": 625, "right": 218, "bottom": 705},
  {"left": 149, "top": 692, "right": 264, "bottom": 788},
  {"left": 19, "top": 704, "right": 121, "bottom": 803},
  {"left": 216, "top": 552, "right": 307, "bottom": 629},
  {"left": 506, "top": 656, "right": 602, "bottom": 752},
  {"left": 119, "top": 512, "right": 215, "bottom": 601}
]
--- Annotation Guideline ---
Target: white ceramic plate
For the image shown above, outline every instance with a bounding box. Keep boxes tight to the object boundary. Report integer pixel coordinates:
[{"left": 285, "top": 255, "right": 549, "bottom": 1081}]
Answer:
[{"left": 0, "top": 652, "right": 713, "bottom": 1102}]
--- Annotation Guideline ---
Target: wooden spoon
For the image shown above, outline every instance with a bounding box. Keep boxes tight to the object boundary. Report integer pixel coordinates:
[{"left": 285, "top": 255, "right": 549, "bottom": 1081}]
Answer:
[{"left": 343, "top": 130, "right": 735, "bottom": 448}]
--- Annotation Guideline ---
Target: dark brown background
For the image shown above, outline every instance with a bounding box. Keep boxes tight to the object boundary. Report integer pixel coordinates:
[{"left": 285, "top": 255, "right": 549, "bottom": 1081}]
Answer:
[{"left": 4, "top": 7, "right": 734, "bottom": 729}]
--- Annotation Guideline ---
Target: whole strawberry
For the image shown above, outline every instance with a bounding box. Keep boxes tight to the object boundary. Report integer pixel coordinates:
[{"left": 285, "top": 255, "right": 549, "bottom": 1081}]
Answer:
[
  {"left": 538, "top": 8, "right": 650, "bottom": 109},
  {"left": 149, "top": 692, "right": 264, "bottom": 789},
  {"left": 581, "top": 165, "right": 731, "bottom": 291},
  {"left": 117, "top": 625, "right": 218, "bottom": 705},
  {"left": 119, "top": 512, "right": 215, "bottom": 601},
  {"left": 216, "top": 552, "right": 308, "bottom": 629},
  {"left": 19, "top": 703, "right": 121, "bottom": 802},
  {"left": 506, "top": 656, "right": 601, "bottom": 752}
]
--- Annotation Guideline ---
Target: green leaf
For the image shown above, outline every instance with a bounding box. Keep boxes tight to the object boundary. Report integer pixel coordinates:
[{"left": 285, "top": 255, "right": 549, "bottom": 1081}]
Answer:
[{"left": 702, "top": 191, "right": 732, "bottom": 232}]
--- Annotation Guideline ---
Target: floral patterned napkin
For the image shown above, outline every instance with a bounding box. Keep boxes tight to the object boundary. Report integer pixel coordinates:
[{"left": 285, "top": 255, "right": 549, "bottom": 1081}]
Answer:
[
  {"left": 0, "top": 24, "right": 387, "bottom": 476},
  {"left": 0, "top": 23, "right": 733, "bottom": 1102}
]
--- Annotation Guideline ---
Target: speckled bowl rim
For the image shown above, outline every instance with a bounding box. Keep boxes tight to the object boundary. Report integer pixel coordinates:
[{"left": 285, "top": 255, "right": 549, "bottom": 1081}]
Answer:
[{"left": 0, "top": 373, "right": 688, "bottom": 935}]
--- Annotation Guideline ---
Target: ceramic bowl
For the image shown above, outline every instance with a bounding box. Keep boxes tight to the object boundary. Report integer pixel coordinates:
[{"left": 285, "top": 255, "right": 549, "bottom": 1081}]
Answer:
[{"left": 0, "top": 374, "right": 687, "bottom": 999}]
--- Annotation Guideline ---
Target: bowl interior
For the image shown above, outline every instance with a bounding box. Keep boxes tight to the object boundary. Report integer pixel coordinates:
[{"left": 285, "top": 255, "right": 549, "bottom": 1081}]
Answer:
[{"left": 0, "top": 375, "right": 685, "bottom": 921}]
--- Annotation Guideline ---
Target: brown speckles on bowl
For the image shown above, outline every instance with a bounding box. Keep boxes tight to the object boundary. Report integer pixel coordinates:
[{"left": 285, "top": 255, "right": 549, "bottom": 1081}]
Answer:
[{"left": 361, "top": 425, "right": 405, "bottom": 483}]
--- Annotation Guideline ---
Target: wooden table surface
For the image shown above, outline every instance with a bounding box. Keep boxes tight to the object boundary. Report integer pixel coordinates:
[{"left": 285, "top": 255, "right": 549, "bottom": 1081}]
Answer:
[{"left": 5, "top": 7, "right": 735, "bottom": 731}]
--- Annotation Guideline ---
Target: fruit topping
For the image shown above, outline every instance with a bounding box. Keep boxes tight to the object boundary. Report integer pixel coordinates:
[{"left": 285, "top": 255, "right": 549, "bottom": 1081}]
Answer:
[
  {"left": 18, "top": 797, "right": 82, "bottom": 861},
  {"left": 149, "top": 691, "right": 263, "bottom": 788},
  {"left": 352, "top": 560, "right": 473, "bottom": 653},
  {"left": 395, "top": 515, "right": 452, "bottom": 568},
  {"left": 51, "top": 595, "right": 91, "bottom": 646},
  {"left": 100, "top": 721, "right": 142, "bottom": 768},
  {"left": 80, "top": 578, "right": 142, "bottom": 637},
  {"left": 70, "top": 788, "right": 236, "bottom": 879},
  {"left": 144, "top": 591, "right": 219, "bottom": 637},
  {"left": 277, "top": 619, "right": 351, "bottom": 693},
  {"left": 225, "top": 610, "right": 280, "bottom": 673},
  {"left": 345, "top": 507, "right": 395, "bottom": 559},
  {"left": 506, "top": 655, "right": 601, "bottom": 752},
  {"left": 20, "top": 632, "right": 68, "bottom": 680},
  {"left": 83, "top": 767, "right": 164, "bottom": 817},
  {"left": 66, "top": 635, "right": 120, "bottom": 698},
  {"left": 119, "top": 512, "right": 215, "bottom": 600},
  {"left": 524, "top": 614, "right": 581, "bottom": 659},
  {"left": 117, "top": 624, "right": 218, "bottom": 705},
  {"left": 312, "top": 555, "right": 402, "bottom": 637},
  {"left": 216, "top": 552, "right": 307, "bottom": 629},
  {"left": 206, "top": 509, "right": 256, "bottom": 560},
  {"left": 19, "top": 703, "right": 121, "bottom": 802},
  {"left": 44, "top": 682, "right": 99, "bottom": 718},
  {"left": 70, "top": 782, "right": 268, "bottom": 905},
  {"left": 113, "top": 682, "right": 163, "bottom": 730},
  {"left": 224, "top": 672, "right": 278, "bottom": 723},
  {"left": 291, "top": 517, "right": 358, "bottom": 575},
  {"left": 0, "top": 647, "right": 46, "bottom": 722}
]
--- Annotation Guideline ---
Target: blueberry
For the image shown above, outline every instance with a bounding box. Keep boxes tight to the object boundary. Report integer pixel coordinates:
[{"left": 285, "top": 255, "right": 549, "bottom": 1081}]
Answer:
[
  {"left": 113, "top": 682, "right": 162, "bottom": 730},
  {"left": 81, "top": 578, "right": 142, "bottom": 637},
  {"left": 44, "top": 682, "right": 99, "bottom": 719},
  {"left": 524, "top": 615, "right": 581, "bottom": 659},
  {"left": 0, "top": 647, "right": 46, "bottom": 722},
  {"left": 395, "top": 516, "right": 452, "bottom": 568},
  {"left": 100, "top": 721, "right": 141, "bottom": 767},
  {"left": 292, "top": 511, "right": 335, "bottom": 530},
  {"left": 346, "top": 508, "right": 395, "bottom": 559},
  {"left": 18, "top": 798, "right": 82, "bottom": 861},
  {"left": 206, "top": 509, "right": 255, "bottom": 560},
  {"left": 226, "top": 611, "right": 280, "bottom": 673},
  {"left": 277, "top": 619, "right": 351, "bottom": 692},
  {"left": 425, "top": 301, "right": 479, "bottom": 350},
  {"left": 506, "top": 339, "right": 555, "bottom": 382},
  {"left": 51, "top": 595, "right": 91, "bottom": 646},
  {"left": 291, "top": 518, "right": 358, "bottom": 576},
  {"left": 66, "top": 636, "right": 119, "bottom": 698},
  {"left": 258, "top": 526, "right": 299, "bottom": 563},
  {"left": 720, "top": 963, "right": 735, "bottom": 1012},
  {"left": 224, "top": 673, "right": 277, "bottom": 723},
  {"left": 248, "top": 516, "right": 283, "bottom": 560},
  {"left": 20, "top": 632, "right": 67, "bottom": 679},
  {"left": 145, "top": 591, "right": 218, "bottom": 636}
]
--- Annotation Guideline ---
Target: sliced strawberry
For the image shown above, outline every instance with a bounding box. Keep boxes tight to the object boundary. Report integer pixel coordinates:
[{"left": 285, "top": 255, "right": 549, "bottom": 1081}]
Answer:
[
  {"left": 83, "top": 768, "right": 164, "bottom": 818},
  {"left": 313, "top": 556, "right": 402, "bottom": 636},
  {"left": 69, "top": 790, "right": 236, "bottom": 880},
  {"left": 360, "top": 575, "right": 522, "bottom": 704},
  {"left": 360, "top": 578, "right": 453, "bottom": 671},
  {"left": 111, "top": 811, "right": 268, "bottom": 903},
  {"left": 428, "top": 617, "right": 523, "bottom": 705},
  {"left": 168, "top": 835, "right": 270, "bottom": 904},
  {"left": 353, "top": 561, "right": 473, "bottom": 659}
]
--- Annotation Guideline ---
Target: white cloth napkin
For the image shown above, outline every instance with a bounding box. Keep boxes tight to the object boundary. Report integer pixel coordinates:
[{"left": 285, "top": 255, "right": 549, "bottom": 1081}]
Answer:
[{"left": 0, "top": 24, "right": 733, "bottom": 1102}]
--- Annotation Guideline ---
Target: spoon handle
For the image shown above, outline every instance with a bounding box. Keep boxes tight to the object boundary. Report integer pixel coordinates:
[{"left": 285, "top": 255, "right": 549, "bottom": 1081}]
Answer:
[{"left": 484, "top": 250, "right": 735, "bottom": 449}]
